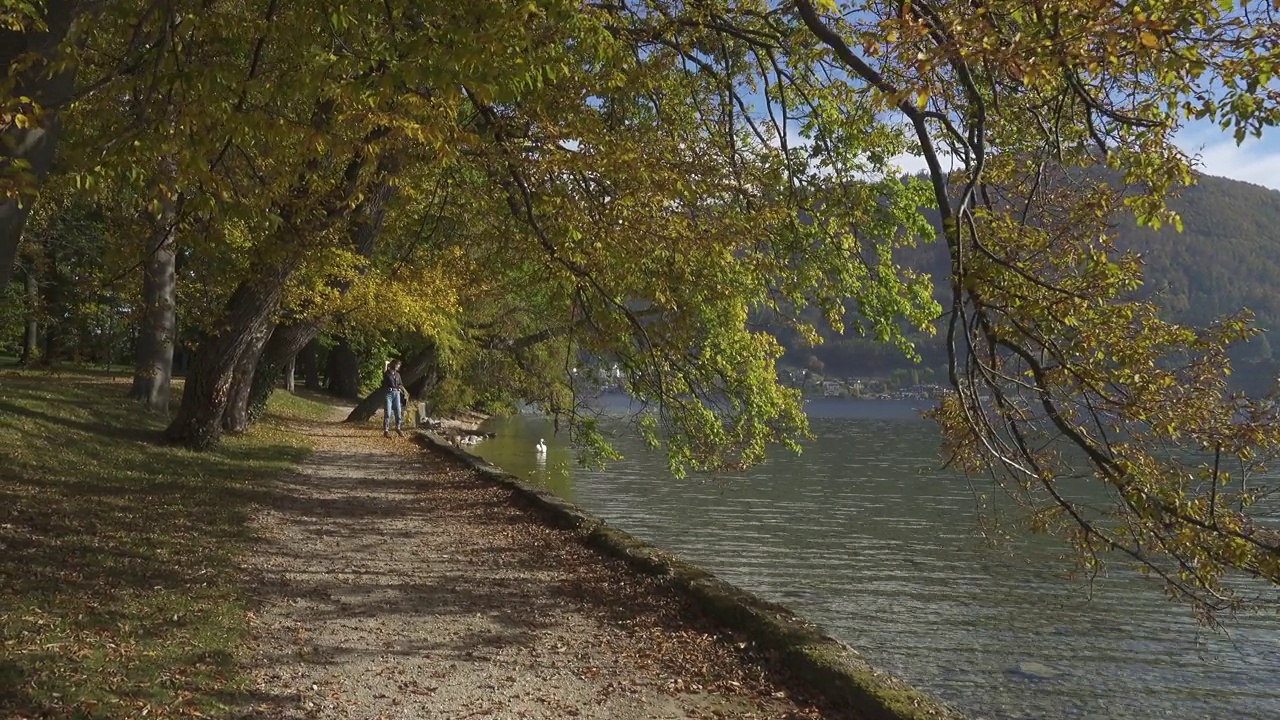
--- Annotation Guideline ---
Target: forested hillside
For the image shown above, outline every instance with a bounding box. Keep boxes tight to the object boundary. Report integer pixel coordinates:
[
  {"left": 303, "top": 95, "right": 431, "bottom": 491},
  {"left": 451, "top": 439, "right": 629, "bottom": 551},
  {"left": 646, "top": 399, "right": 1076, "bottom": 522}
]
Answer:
[
  {"left": 1126, "top": 176, "right": 1280, "bottom": 332},
  {"left": 783, "top": 174, "right": 1280, "bottom": 394}
]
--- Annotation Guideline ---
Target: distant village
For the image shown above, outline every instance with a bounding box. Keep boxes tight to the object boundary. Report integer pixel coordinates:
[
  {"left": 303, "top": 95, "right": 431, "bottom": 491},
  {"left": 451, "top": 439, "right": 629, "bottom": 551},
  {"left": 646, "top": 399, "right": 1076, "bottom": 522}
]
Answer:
[
  {"left": 780, "top": 369, "right": 946, "bottom": 400},
  {"left": 580, "top": 364, "right": 947, "bottom": 401}
]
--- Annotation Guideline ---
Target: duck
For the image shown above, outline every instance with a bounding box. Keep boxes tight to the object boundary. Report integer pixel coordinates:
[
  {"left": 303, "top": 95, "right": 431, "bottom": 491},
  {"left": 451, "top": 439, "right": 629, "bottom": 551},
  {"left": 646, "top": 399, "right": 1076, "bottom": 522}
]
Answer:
[{"left": 535, "top": 439, "right": 547, "bottom": 454}]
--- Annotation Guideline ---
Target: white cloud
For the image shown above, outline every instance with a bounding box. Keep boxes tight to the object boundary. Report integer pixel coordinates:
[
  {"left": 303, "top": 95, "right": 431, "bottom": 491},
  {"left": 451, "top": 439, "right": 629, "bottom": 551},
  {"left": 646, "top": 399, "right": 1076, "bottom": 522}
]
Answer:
[
  {"left": 1177, "top": 133, "right": 1280, "bottom": 191},
  {"left": 888, "top": 151, "right": 958, "bottom": 178},
  {"left": 885, "top": 128, "right": 1280, "bottom": 192}
]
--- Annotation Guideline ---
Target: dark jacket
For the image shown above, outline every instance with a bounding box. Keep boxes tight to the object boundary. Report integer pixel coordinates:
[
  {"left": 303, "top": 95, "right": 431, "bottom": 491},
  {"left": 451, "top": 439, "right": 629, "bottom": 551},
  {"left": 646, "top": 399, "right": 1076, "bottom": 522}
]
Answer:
[{"left": 381, "top": 369, "right": 403, "bottom": 392}]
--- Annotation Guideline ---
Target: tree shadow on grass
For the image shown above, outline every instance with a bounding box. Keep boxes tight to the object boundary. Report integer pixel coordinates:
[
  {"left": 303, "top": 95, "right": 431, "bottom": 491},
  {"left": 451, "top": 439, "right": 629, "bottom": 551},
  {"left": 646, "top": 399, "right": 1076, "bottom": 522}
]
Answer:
[
  {"left": 0, "top": 375, "right": 317, "bottom": 719},
  {"left": 0, "top": 397, "right": 161, "bottom": 444}
]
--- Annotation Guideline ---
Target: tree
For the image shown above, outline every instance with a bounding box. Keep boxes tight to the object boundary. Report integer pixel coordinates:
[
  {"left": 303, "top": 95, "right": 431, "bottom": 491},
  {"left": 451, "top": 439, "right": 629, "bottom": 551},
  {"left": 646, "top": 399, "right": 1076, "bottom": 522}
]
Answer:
[
  {"left": 0, "top": 0, "right": 92, "bottom": 289},
  {"left": 784, "top": 0, "right": 1280, "bottom": 616},
  {"left": 238, "top": 149, "right": 403, "bottom": 423},
  {"left": 18, "top": 257, "right": 38, "bottom": 365},
  {"left": 127, "top": 179, "right": 178, "bottom": 413},
  {"left": 13, "top": 192, "right": 123, "bottom": 367},
  {"left": 8, "top": 0, "right": 1280, "bottom": 616}
]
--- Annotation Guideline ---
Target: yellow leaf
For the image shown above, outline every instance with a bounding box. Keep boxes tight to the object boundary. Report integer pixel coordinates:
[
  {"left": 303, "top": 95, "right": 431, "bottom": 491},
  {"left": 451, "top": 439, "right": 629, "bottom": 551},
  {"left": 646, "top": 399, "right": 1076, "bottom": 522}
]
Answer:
[{"left": 1139, "top": 31, "right": 1158, "bottom": 49}]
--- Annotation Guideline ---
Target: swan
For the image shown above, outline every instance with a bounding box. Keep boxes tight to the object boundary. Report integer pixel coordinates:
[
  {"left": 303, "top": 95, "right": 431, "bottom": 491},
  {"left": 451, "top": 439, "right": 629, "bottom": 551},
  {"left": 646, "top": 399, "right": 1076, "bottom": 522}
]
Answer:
[{"left": 535, "top": 439, "right": 547, "bottom": 454}]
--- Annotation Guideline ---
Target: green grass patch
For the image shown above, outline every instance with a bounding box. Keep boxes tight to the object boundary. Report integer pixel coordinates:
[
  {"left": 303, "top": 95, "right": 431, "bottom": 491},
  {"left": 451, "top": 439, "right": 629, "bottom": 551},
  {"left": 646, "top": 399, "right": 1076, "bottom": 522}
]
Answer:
[
  {"left": 0, "top": 371, "right": 333, "bottom": 719},
  {"left": 265, "top": 387, "right": 347, "bottom": 422}
]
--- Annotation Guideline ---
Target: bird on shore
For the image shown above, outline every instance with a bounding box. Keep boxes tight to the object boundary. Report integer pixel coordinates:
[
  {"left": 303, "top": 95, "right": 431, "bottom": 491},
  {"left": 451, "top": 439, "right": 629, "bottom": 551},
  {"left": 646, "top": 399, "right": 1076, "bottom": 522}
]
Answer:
[{"left": 536, "top": 439, "right": 547, "bottom": 454}]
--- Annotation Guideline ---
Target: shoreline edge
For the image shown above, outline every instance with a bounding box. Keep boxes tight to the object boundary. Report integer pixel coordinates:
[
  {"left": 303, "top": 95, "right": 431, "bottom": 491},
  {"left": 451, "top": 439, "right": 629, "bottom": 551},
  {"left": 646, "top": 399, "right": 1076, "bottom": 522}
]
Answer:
[{"left": 413, "top": 430, "right": 966, "bottom": 720}]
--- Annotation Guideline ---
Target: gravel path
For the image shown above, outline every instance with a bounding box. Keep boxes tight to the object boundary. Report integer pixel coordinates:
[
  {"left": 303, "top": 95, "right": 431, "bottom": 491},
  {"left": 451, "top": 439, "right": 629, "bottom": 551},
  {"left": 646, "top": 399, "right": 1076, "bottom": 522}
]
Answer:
[{"left": 238, "top": 414, "right": 839, "bottom": 720}]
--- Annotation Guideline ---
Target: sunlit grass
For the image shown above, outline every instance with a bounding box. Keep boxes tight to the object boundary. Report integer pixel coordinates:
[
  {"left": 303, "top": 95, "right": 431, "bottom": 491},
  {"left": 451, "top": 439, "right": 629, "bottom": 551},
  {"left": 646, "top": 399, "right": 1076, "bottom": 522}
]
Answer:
[
  {"left": 0, "top": 370, "right": 335, "bottom": 719},
  {"left": 265, "top": 386, "right": 345, "bottom": 422}
]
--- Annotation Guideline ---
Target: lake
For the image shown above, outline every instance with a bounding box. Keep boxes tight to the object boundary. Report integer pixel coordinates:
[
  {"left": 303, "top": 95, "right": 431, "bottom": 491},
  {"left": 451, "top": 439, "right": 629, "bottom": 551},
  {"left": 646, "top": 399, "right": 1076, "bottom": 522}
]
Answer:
[{"left": 470, "top": 398, "right": 1280, "bottom": 720}]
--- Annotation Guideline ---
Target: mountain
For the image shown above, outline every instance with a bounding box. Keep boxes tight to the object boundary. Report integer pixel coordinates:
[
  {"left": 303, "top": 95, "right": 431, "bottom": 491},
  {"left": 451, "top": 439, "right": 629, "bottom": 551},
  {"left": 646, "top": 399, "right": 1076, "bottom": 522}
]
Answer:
[
  {"left": 1122, "top": 176, "right": 1280, "bottom": 332},
  {"left": 781, "top": 174, "right": 1280, "bottom": 395}
]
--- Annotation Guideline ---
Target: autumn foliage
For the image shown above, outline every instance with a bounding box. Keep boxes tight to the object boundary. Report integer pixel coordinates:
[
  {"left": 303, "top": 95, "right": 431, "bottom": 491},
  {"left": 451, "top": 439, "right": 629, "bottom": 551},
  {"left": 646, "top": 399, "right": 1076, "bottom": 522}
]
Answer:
[{"left": 2, "top": 0, "right": 1279, "bottom": 614}]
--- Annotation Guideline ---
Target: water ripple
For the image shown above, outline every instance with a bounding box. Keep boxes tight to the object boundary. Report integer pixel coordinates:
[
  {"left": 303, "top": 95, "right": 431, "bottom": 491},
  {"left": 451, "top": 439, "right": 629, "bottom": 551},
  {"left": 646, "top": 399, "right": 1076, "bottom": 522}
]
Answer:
[{"left": 473, "top": 402, "right": 1280, "bottom": 720}]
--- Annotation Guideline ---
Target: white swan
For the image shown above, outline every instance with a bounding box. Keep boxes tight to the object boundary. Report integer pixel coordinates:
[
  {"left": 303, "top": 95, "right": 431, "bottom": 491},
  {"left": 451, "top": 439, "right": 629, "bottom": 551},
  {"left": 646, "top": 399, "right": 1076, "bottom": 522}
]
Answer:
[{"left": 535, "top": 439, "right": 547, "bottom": 454}]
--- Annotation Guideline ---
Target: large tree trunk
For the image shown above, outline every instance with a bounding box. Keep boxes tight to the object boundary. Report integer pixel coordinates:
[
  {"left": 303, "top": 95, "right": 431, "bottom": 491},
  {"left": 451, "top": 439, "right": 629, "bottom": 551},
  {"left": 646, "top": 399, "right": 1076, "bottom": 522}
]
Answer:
[
  {"left": 236, "top": 163, "right": 400, "bottom": 418},
  {"left": 174, "top": 344, "right": 191, "bottom": 375},
  {"left": 345, "top": 343, "right": 438, "bottom": 423},
  {"left": 0, "top": 0, "right": 91, "bottom": 289},
  {"left": 222, "top": 322, "right": 273, "bottom": 434},
  {"left": 19, "top": 264, "right": 38, "bottom": 366},
  {"left": 165, "top": 267, "right": 293, "bottom": 449},
  {"left": 326, "top": 337, "right": 361, "bottom": 399},
  {"left": 163, "top": 119, "right": 374, "bottom": 446},
  {"left": 128, "top": 202, "right": 178, "bottom": 413}
]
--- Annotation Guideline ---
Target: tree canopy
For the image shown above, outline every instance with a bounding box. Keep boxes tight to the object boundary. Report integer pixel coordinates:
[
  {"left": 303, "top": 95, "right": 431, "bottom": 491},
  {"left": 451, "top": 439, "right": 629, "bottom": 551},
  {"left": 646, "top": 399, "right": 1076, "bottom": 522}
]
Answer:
[
  {"left": 781, "top": 173, "right": 1280, "bottom": 395},
  {"left": 4, "top": 0, "right": 1280, "bottom": 617}
]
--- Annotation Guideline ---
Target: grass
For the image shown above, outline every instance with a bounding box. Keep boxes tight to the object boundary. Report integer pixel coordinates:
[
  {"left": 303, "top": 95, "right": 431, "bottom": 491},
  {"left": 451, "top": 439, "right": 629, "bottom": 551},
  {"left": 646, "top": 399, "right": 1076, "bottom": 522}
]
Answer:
[
  {"left": 266, "top": 386, "right": 347, "bottom": 422},
  {"left": 0, "top": 369, "right": 339, "bottom": 719}
]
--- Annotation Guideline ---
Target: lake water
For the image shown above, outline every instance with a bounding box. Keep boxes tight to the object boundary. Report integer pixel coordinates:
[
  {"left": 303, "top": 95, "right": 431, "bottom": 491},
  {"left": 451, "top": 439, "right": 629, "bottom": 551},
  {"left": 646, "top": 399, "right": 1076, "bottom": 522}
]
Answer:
[{"left": 470, "top": 398, "right": 1280, "bottom": 720}]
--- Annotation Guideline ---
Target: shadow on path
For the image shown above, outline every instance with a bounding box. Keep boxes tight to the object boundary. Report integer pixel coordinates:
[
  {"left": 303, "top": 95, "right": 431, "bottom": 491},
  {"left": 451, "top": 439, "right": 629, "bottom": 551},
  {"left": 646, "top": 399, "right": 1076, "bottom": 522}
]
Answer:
[{"left": 238, "top": 424, "right": 848, "bottom": 720}]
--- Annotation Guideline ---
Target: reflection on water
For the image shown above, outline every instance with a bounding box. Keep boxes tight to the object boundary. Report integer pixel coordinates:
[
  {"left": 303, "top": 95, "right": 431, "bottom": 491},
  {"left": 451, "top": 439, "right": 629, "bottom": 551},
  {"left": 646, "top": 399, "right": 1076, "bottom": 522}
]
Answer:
[{"left": 470, "top": 399, "right": 1280, "bottom": 720}]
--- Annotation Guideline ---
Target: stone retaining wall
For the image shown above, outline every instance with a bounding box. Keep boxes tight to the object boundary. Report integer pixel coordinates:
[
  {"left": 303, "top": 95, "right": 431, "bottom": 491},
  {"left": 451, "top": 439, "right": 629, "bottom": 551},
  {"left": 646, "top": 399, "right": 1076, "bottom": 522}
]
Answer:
[{"left": 413, "top": 430, "right": 965, "bottom": 720}]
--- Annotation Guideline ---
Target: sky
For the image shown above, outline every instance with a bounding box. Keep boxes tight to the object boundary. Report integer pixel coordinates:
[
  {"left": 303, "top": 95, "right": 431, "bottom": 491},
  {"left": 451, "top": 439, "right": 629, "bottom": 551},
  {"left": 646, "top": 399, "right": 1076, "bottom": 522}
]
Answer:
[
  {"left": 889, "top": 119, "right": 1280, "bottom": 192},
  {"left": 1175, "top": 122, "right": 1280, "bottom": 191}
]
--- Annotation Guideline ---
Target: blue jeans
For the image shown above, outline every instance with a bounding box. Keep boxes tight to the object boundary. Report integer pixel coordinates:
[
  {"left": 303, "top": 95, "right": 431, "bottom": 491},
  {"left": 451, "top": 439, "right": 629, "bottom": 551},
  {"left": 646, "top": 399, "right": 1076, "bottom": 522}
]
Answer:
[{"left": 384, "top": 390, "right": 403, "bottom": 432}]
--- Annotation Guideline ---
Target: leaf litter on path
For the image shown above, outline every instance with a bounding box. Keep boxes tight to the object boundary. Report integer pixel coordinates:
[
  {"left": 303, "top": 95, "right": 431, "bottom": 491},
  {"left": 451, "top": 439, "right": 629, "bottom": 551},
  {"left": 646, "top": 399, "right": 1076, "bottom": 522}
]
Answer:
[{"left": 240, "top": 417, "right": 853, "bottom": 719}]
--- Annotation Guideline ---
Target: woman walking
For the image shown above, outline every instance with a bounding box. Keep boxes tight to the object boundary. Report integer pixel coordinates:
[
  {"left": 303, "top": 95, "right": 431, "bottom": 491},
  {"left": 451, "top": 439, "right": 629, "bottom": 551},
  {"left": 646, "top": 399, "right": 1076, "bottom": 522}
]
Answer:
[{"left": 382, "top": 359, "right": 407, "bottom": 437}]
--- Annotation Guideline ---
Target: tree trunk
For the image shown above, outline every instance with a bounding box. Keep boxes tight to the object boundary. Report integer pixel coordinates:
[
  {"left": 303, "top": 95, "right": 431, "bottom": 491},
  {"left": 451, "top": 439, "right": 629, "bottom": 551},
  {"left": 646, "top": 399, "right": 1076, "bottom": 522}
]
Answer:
[
  {"left": 128, "top": 201, "right": 178, "bottom": 413},
  {"left": 42, "top": 326, "right": 58, "bottom": 366},
  {"left": 327, "top": 337, "right": 361, "bottom": 399},
  {"left": 243, "top": 319, "right": 324, "bottom": 421},
  {"left": 300, "top": 339, "right": 321, "bottom": 390},
  {"left": 284, "top": 356, "right": 296, "bottom": 392},
  {"left": 236, "top": 154, "right": 400, "bottom": 414},
  {"left": 406, "top": 374, "right": 430, "bottom": 400},
  {"left": 164, "top": 106, "right": 378, "bottom": 443},
  {"left": 39, "top": 249, "right": 61, "bottom": 366},
  {"left": 263, "top": 164, "right": 399, "bottom": 405},
  {"left": 19, "top": 264, "right": 38, "bottom": 366},
  {"left": 165, "top": 267, "right": 294, "bottom": 449},
  {"left": 0, "top": 0, "right": 91, "bottom": 289},
  {"left": 223, "top": 322, "right": 273, "bottom": 434},
  {"left": 345, "top": 343, "right": 438, "bottom": 423}
]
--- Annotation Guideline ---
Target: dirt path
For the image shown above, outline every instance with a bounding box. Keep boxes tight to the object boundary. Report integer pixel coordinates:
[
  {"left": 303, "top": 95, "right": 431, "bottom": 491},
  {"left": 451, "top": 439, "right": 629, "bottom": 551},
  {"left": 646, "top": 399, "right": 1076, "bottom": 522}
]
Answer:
[{"left": 238, "top": 415, "right": 837, "bottom": 720}]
